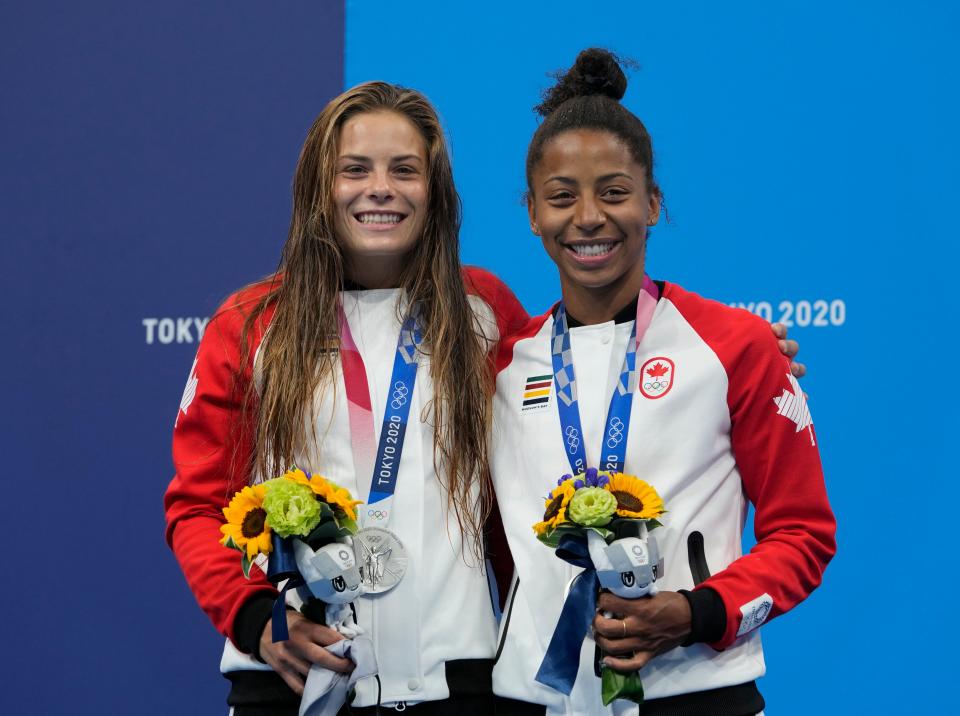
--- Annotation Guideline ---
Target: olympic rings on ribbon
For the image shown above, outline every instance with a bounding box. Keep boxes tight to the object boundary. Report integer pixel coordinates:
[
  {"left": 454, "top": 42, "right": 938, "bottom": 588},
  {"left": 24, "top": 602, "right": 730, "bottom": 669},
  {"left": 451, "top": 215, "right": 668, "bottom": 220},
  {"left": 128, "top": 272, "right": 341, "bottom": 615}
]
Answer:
[
  {"left": 367, "top": 509, "right": 389, "bottom": 520},
  {"left": 391, "top": 381, "right": 409, "bottom": 409},
  {"left": 606, "top": 417, "right": 625, "bottom": 448}
]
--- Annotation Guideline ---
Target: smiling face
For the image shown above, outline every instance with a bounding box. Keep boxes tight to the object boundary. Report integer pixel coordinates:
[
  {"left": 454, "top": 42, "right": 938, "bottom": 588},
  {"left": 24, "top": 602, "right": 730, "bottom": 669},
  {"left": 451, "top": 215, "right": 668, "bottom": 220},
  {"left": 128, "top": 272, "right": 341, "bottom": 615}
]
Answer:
[
  {"left": 334, "top": 110, "right": 428, "bottom": 288},
  {"left": 528, "top": 129, "right": 661, "bottom": 321}
]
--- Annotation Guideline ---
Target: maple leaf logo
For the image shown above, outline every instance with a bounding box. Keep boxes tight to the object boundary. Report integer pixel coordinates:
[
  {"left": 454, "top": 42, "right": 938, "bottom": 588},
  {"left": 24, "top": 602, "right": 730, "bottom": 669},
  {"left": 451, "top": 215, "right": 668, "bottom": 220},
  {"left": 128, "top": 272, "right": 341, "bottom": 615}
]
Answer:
[
  {"left": 772, "top": 373, "right": 815, "bottom": 445},
  {"left": 176, "top": 358, "right": 199, "bottom": 428},
  {"left": 639, "top": 356, "right": 676, "bottom": 399},
  {"left": 646, "top": 362, "right": 669, "bottom": 379}
]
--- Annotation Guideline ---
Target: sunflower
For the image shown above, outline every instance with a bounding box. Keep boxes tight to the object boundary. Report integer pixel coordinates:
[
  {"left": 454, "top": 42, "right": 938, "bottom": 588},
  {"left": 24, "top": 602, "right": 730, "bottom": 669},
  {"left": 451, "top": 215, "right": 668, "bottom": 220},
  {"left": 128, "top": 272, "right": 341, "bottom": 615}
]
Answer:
[
  {"left": 220, "top": 484, "right": 272, "bottom": 559},
  {"left": 605, "top": 473, "right": 665, "bottom": 519},
  {"left": 533, "top": 480, "right": 577, "bottom": 536},
  {"left": 285, "top": 468, "right": 363, "bottom": 521}
]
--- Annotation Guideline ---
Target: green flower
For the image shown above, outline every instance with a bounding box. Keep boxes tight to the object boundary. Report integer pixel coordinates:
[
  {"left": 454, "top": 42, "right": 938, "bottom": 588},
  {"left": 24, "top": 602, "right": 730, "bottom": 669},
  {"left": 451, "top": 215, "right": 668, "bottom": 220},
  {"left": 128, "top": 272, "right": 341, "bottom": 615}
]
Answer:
[
  {"left": 567, "top": 487, "right": 617, "bottom": 527},
  {"left": 262, "top": 478, "right": 322, "bottom": 538}
]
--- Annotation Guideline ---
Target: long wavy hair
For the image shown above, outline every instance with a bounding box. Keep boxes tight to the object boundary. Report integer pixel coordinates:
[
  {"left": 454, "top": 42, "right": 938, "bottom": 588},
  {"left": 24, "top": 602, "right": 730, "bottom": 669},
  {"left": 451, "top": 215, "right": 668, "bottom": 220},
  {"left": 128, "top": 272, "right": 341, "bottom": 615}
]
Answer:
[{"left": 237, "top": 82, "right": 493, "bottom": 557}]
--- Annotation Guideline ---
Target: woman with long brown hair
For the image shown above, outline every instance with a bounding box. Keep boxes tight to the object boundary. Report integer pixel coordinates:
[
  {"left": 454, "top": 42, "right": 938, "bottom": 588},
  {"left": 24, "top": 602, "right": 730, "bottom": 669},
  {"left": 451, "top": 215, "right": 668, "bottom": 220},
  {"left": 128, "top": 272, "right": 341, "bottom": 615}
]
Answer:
[{"left": 164, "top": 81, "right": 528, "bottom": 715}]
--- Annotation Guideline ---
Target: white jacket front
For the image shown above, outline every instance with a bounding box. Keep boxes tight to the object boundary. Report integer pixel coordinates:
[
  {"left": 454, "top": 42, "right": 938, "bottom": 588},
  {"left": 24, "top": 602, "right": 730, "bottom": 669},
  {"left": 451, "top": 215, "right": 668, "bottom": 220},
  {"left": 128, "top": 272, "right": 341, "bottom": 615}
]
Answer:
[{"left": 489, "top": 282, "right": 835, "bottom": 715}]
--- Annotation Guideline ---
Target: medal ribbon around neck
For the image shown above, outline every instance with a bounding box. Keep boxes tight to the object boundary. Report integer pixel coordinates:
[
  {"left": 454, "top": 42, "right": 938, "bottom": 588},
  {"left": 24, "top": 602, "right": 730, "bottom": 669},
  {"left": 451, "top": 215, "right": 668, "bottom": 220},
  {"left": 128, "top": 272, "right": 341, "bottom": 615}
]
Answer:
[
  {"left": 337, "top": 301, "right": 422, "bottom": 530},
  {"left": 551, "top": 275, "right": 660, "bottom": 475}
]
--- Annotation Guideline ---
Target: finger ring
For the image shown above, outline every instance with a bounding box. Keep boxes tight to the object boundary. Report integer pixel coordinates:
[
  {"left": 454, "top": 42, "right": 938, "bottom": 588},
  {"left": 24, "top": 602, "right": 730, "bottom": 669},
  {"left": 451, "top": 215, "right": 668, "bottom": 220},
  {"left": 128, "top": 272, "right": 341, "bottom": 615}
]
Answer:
[{"left": 621, "top": 619, "right": 628, "bottom": 638}]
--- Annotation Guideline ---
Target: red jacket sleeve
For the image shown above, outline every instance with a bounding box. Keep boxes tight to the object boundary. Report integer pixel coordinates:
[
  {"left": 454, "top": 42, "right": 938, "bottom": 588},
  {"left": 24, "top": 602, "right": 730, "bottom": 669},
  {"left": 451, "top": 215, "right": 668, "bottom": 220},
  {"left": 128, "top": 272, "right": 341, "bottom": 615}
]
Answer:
[
  {"left": 462, "top": 265, "right": 530, "bottom": 341},
  {"left": 461, "top": 266, "right": 530, "bottom": 601},
  {"left": 674, "top": 286, "right": 836, "bottom": 649},
  {"left": 163, "top": 284, "right": 278, "bottom": 646}
]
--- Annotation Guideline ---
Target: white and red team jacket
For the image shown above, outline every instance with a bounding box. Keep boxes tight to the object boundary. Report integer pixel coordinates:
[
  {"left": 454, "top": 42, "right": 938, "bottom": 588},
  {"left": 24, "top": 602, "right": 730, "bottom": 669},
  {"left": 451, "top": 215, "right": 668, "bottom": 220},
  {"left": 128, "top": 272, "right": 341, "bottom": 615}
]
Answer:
[
  {"left": 164, "top": 267, "right": 528, "bottom": 708},
  {"left": 490, "top": 281, "right": 836, "bottom": 715}
]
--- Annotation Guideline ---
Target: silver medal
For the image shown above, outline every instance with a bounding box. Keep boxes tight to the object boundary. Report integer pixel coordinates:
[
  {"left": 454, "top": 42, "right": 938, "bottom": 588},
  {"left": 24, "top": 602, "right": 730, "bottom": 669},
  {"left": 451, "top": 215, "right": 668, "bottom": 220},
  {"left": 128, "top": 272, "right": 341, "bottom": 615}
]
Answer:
[{"left": 354, "top": 527, "right": 408, "bottom": 593}]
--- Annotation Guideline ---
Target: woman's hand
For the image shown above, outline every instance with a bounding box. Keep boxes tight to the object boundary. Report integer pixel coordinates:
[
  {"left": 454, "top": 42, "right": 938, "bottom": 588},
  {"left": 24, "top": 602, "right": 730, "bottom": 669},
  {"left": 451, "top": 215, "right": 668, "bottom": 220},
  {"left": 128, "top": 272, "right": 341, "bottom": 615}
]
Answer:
[
  {"left": 259, "top": 611, "right": 354, "bottom": 695},
  {"left": 592, "top": 591, "right": 692, "bottom": 673},
  {"left": 772, "top": 322, "right": 806, "bottom": 378}
]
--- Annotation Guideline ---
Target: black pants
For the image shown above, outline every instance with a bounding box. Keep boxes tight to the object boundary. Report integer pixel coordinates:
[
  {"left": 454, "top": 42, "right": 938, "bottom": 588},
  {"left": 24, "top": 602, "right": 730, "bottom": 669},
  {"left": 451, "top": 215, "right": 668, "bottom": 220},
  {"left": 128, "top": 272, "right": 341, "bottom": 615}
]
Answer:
[
  {"left": 233, "top": 695, "right": 543, "bottom": 716},
  {"left": 230, "top": 658, "right": 546, "bottom": 716}
]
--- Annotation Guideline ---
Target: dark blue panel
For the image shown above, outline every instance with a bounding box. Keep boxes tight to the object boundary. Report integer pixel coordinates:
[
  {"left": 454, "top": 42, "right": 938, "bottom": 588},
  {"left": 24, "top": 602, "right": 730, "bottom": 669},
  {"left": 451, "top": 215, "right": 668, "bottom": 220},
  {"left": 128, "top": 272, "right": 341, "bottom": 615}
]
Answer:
[{"left": 1, "top": 2, "right": 343, "bottom": 713}]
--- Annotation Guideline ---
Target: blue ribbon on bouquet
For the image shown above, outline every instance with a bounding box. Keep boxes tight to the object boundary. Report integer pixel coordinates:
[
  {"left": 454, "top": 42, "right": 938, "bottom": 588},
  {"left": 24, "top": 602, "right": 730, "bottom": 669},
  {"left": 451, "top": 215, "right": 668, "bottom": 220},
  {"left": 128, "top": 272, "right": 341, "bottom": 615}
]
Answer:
[
  {"left": 534, "top": 534, "right": 600, "bottom": 695},
  {"left": 267, "top": 533, "right": 304, "bottom": 643}
]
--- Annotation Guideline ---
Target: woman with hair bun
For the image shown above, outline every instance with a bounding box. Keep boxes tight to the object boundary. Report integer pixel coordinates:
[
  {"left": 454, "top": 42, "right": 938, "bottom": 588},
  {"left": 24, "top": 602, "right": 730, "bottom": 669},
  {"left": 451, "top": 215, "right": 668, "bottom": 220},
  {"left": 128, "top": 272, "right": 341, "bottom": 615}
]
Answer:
[{"left": 489, "top": 49, "right": 835, "bottom": 715}]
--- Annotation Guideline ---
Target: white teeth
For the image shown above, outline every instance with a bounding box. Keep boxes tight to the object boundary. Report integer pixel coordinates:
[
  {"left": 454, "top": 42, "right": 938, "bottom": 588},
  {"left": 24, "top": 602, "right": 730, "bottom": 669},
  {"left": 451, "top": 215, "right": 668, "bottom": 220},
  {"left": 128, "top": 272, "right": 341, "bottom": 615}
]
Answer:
[
  {"left": 358, "top": 213, "right": 402, "bottom": 225},
  {"left": 570, "top": 243, "right": 614, "bottom": 257}
]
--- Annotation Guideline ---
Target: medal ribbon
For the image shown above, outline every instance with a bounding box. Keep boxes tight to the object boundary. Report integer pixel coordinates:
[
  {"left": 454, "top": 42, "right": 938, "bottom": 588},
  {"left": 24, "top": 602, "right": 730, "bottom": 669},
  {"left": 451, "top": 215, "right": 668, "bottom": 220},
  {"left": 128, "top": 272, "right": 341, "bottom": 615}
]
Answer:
[
  {"left": 551, "top": 275, "right": 660, "bottom": 474},
  {"left": 337, "top": 301, "right": 422, "bottom": 530},
  {"left": 534, "top": 534, "right": 599, "bottom": 695},
  {"left": 266, "top": 533, "right": 303, "bottom": 642}
]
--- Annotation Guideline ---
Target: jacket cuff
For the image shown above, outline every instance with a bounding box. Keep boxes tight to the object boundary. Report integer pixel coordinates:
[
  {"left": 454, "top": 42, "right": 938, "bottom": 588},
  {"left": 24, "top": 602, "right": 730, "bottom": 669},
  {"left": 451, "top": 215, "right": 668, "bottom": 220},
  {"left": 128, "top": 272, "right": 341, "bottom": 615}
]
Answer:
[
  {"left": 679, "top": 587, "right": 726, "bottom": 646},
  {"left": 233, "top": 594, "right": 278, "bottom": 661}
]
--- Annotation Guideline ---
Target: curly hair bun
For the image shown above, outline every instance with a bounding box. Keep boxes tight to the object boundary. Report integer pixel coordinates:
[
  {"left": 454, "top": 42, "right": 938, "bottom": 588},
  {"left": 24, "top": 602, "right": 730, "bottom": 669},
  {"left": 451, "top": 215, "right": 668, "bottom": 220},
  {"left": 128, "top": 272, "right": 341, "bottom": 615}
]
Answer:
[{"left": 535, "top": 48, "right": 628, "bottom": 116}]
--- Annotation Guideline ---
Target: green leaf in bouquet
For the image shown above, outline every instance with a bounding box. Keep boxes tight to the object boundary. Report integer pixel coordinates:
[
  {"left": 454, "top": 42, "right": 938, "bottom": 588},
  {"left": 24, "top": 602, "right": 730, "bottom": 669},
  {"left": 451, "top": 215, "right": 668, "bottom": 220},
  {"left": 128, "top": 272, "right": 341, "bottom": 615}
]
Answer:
[
  {"left": 223, "top": 535, "right": 239, "bottom": 552},
  {"left": 336, "top": 512, "right": 358, "bottom": 536},
  {"left": 584, "top": 525, "right": 614, "bottom": 542},
  {"left": 538, "top": 524, "right": 614, "bottom": 548},
  {"left": 240, "top": 552, "right": 253, "bottom": 579},
  {"left": 536, "top": 529, "right": 559, "bottom": 548},
  {"left": 601, "top": 666, "right": 644, "bottom": 706},
  {"left": 607, "top": 517, "right": 664, "bottom": 538},
  {"left": 316, "top": 501, "right": 335, "bottom": 522},
  {"left": 537, "top": 524, "right": 578, "bottom": 548},
  {"left": 536, "top": 531, "right": 556, "bottom": 548},
  {"left": 303, "top": 519, "right": 341, "bottom": 549}
]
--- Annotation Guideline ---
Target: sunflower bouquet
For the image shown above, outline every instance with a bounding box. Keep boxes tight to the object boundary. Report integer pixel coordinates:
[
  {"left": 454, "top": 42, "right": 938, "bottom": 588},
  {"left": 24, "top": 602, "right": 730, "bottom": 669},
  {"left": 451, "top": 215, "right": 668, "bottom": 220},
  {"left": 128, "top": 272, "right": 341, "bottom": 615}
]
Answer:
[
  {"left": 533, "top": 467, "right": 666, "bottom": 707},
  {"left": 533, "top": 467, "right": 664, "bottom": 546},
  {"left": 220, "top": 467, "right": 363, "bottom": 577},
  {"left": 221, "top": 468, "right": 367, "bottom": 641},
  {"left": 222, "top": 470, "right": 376, "bottom": 716}
]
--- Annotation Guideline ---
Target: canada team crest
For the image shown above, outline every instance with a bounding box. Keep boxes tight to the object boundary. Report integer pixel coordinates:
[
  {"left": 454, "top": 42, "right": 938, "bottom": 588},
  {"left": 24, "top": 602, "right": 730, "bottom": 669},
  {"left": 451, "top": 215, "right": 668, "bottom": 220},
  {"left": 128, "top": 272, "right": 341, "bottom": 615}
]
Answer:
[{"left": 639, "top": 357, "right": 675, "bottom": 399}]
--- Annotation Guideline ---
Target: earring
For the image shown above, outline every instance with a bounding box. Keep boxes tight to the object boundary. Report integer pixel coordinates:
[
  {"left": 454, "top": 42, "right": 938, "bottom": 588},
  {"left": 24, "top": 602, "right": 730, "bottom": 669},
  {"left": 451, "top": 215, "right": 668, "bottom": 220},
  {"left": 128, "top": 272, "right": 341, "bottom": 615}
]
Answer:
[{"left": 532, "top": 224, "right": 540, "bottom": 235}]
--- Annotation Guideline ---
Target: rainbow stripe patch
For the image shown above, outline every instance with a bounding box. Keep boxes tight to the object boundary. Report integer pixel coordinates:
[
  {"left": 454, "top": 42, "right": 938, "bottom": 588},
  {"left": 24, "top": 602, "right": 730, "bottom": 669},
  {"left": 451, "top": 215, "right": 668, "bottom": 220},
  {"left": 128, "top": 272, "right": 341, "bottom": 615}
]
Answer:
[{"left": 522, "top": 374, "right": 552, "bottom": 410}]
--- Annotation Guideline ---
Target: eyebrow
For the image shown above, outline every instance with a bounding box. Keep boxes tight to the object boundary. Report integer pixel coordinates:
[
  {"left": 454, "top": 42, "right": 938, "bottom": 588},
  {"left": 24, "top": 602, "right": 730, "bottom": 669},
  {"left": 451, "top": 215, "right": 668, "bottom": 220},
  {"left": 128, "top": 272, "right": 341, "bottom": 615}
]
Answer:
[
  {"left": 338, "top": 154, "right": 424, "bottom": 163},
  {"left": 544, "top": 172, "right": 633, "bottom": 185}
]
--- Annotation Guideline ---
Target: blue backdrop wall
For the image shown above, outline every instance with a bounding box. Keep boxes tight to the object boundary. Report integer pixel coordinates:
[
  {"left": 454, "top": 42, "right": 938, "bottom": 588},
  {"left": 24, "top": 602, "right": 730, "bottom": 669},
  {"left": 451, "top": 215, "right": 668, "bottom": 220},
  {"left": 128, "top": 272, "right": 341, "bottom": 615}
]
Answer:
[
  {"left": 2, "top": 3, "right": 344, "bottom": 714},
  {"left": 3, "top": 1, "right": 956, "bottom": 713}
]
